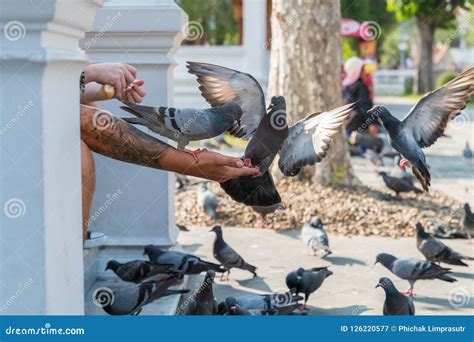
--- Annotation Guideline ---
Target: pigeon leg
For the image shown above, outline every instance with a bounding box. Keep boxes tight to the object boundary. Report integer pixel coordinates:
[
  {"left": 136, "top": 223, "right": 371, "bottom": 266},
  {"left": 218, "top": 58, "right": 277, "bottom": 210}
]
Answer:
[
  {"left": 399, "top": 158, "right": 409, "bottom": 170},
  {"left": 183, "top": 148, "right": 207, "bottom": 163},
  {"left": 243, "top": 158, "right": 253, "bottom": 167},
  {"left": 309, "top": 250, "right": 317, "bottom": 257}
]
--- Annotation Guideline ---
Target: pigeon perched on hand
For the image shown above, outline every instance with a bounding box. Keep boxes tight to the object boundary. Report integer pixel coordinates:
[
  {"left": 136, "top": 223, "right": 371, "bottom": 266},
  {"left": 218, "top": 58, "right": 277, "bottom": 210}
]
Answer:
[
  {"left": 217, "top": 293, "right": 302, "bottom": 316},
  {"left": 197, "top": 183, "right": 218, "bottom": 219},
  {"left": 94, "top": 277, "right": 189, "bottom": 316},
  {"left": 375, "top": 253, "right": 456, "bottom": 297},
  {"left": 143, "top": 245, "right": 226, "bottom": 276},
  {"left": 210, "top": 225, "right": 257, "bottom": 280},
  {"left": 463, "top": 141, "right": 473, "bottom": 159},
  {"left": 461, "top": 203, "right": 474, "bottom": 239},
  {"left": 301, "top": 216, "right": 332, "bottom": 257},
  {"left": 378, "top": 171, "right": 422, "bottom": 197},
  {"left": 376, "top": 277, "right": 415, "bottom": 316},
  {"left": 285, "top": 267, "right": 333, "bottom": 309},
  {"left": 416, "top": 223, "right": 470, "bottom": 266},
  {"left": 120, "top": 100, "right": 242, "bottom": 161},
  {"left": 105, "top": 259, "right": 180, "bottom": 283},
  {"left": 182, "top": 270, "right": 218, "bottom": 315},
  {"left": 368, "top": 67, "right": 473, "bottom": 191}
]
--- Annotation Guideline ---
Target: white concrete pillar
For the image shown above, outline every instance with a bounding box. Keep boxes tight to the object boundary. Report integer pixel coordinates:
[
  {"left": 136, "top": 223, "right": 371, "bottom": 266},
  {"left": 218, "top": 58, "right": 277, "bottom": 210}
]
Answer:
[
  {"left": 243, "top": 0, "right": 268, "bottom": 81},
  {"left": 0, "top": 0, "right": 102, "bottom": 314},
  {"left": 80, "top": 0, "right": 187, "bottom": 248}
]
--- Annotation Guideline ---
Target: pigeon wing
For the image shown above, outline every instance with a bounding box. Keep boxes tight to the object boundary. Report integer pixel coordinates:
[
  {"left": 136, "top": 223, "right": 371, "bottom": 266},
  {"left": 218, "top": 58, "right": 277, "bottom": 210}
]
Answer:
[
  {"left": 402, "top": 67, "right": 473, "bottom": 148},
  {"left": 278, "top": 102, "right": 356, "bottom": 176},
  {"left": 186, "top": 61, "right": 266, "bottom": 139}
]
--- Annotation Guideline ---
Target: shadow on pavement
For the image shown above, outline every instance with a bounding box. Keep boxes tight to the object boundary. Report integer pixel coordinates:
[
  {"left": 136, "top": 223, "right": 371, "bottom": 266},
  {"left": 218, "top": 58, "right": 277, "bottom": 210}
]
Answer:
[
  {"left": 235, "top": 276, "right": 273, "bottom": 293},
  {"left": 308, "top": 305, "right": 371, "bottom": 316},
  {"left": 415, "top": 295, "right": 474, "bottom": 310},
  {"left": 325, "top": 255, "right": 367, "bottom": 266},
  {"left": 451, "top": 271, "right": 474, "bottom": 280}
]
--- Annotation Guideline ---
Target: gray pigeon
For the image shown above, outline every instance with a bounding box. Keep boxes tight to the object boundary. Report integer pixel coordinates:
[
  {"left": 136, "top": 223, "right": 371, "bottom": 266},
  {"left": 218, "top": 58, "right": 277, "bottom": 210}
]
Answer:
[
  {"left": 376, "top": 277, "right": 415, "bottom": 315},
  {"left": 252, "top": 203, "right": 281, "bottom": 228},
  {"left": 301, "top": 216, "right": 332, "bottom": 257},
  {"left": 218, "top": 296, "right": 253, "bottom": 315},
  {"left": 182, "top": 270, "right": 218, "bottom": 315},
  {"left": 416, "top": 223, "right": 470, "bottom": 266},
  {"left": 143, "top": 245, "right": 226, "bottom": 276},
  {"left": 285, "top": 267, "right": 333, "bottom": 309},
  {"left": 463, "top": 141, "right": 473, "bottom": 159},
  {"left": 461, "top": 203, "right": 474, "bottom": 239},
  {"left": 94, "top": 277, "right": 189, "bottom": 316},
  {"left": 210, "top": 225, "right": 257, "bottom": 280},
  {"left": 120, "top": 100, "right": 242, "bottom": 161},
  {"left": 105, "top": 259, "right": 180, "bottom": 283},
  {"left": 218, "top": 293, "right": 302, "bottom": 315},
  {"left": 368, "top": 67, "right": 473, "bottom": 191},
  {"left": 378, "top": 171, "right": 422, "bottom": 197},
  {"left": 375, "top": 253, "right": 456, "bottom": 297},
  {"left": 197, "top": 183, "right": 218, "bottom": 219}
]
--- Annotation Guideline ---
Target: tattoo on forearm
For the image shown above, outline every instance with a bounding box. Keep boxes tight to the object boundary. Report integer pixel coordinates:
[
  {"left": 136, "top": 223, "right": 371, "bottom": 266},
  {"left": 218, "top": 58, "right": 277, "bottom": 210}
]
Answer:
[{"left": 80, "top": 105, "right": 174, "bottom": 169}]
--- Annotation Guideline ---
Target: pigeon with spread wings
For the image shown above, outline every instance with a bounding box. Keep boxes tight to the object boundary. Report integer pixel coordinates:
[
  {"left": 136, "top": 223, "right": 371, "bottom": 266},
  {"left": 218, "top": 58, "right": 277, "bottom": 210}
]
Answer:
[{"left": 368, "top": 67, "right": 473, "bottom": 191}]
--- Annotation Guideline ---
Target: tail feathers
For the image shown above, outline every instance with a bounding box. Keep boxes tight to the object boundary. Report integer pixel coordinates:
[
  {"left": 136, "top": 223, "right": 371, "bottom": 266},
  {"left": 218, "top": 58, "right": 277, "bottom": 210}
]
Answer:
[
  {"left": 438, "top": 274, "right": 457, "bottom": 283},
  {"left": 447, "top": 258, "right": 468, "bottom": 267},
  {"left": 203, "top": 261, "right": 227, "bottom": 273},
  {"left": 242, "top": 262, "right": 257, "bottom": 276},
  {"left": 120, "top": 104, "right": 143, "bottom": 118},
  {"left": 122, "top": 117, "right": 146, "bottom": 125},
  {"left": 412, "top": 162, "right": 431, "bottom": 192},
  {"left": 161, "top": 289, "right": 190, "bottom": 297},
  {"left": 413, "top": 187, "right": 423, "bottom": 194}
]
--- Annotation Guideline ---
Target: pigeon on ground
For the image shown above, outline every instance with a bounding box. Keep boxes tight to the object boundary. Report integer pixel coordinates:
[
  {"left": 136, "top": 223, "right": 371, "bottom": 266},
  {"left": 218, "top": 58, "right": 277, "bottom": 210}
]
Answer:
[
  {"left": 368, "top": 67, "right": 473, "bottom": 191},
  {"left": 378, "top": 171, "right": 422, "bottom": 197},
  {"left": 416, "top": 223, "right": 470, "bottom": 266},
  {"left": 376, "top": 277, "right": 415, "bottom": 315},
  {"left": 461, "top": 203, "right": 474, "bottom": 239},
  {"left": 210, "top": 225, "right": 257, "bottom": 280},
  {"left": 144, "top": 245, "right": 226, "bottom": 276},
  {"left": 301, "top": 216, "right": 332, "bottom": 257},
  {"left": 375, "top": 253, "right": 456, "bottom": 296},
  {"left": 218, "top": 296, "right": 253, "bottom": 315},
  {"left": 105, "top": 259, "right": 180, "bottom": 283},
  {"left": 94, "top": 277, "right": 189, "bottom": 316},
  {"left": 463, "top": 141, "right": 473, "bottom": 159},
  {"left": 197, "top": 183, "right": 218, "bottom": 219},
  {"left": 120, "top": 100, "right": 242, "bottom": 161},
  {"left": 217, "top": 293, "right": 302, "bottom": 316},
  {"left": 285, "top": 267, "right": 333, "bottom": 309},
  {"left": 182, "top": 270, "right": 218, "bottom": 315}
]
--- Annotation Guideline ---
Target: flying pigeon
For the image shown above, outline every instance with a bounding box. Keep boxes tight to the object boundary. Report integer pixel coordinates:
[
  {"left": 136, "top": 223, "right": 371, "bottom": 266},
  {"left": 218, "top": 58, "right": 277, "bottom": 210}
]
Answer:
[
  {"left": 376, "top": 277, "right": 415, "bottom": 315},
  {"left": 415, "top": 223, "right": 470, "bottom": 266},
  {"left": 143, "top": 245, "right": 226, "bottom": 276},
  {"left": 218, "top": 297, "right": 253, "bottom": 315},
  {"left": 378, "top": 171, "right": 422, "bottom": 197},
  {"left": 218, "top": 293, "right": 302, "bottom": 316},
  {"left": 368, "top": 67, "right": 473, "bottom": 191},
  {"left": 197, "top": 183, "right": 218, "bottom": 219},
  {"left": 182, "top": 270, "right": 218, "bottom": 315},
  {"left": 301, "top": 216, "right": 332, "bottom": 257},
  {"left": 463, "top": 141, "right": 473, "bottom": 159},
  {"left": 285, "top": 267, "right": 333, "bottom": 309},
  {"left": 105, "top": 259, "right": 180, "bottom": 283},
  {"left": 210, "top": 225, "right": 257, "bottom": 280},
  {"left": 120, "top": 100, "right": 242, "bottom": 161},
  {"left": 375, "top": 253, "right": 456, "bottom": 296},
  {"left": 94, "top": 277, "right": 188, "bottom": 316},
  {"left": 461, "top": 203, "right": 474, "bottom": 239}
]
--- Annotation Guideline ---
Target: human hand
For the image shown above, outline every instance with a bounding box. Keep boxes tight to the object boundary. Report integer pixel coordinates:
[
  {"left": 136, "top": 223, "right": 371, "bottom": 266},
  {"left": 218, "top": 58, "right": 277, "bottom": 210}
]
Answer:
[
  {"left": 84, "top": 63, "right": 137, "bottom": 100},
  {"left": 123, "top": 79, "right": 146, "bottom": 103}
]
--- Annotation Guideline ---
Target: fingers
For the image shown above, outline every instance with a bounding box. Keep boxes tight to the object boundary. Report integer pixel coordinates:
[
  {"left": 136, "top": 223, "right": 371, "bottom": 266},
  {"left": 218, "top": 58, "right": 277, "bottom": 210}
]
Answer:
[
  {"left": 218, "top": 154, "right": 246, "bottom": 167},
  {"left": 222, "top": 165, "right": 260, "bottom": 181},
  {"left": 125, "top": 64, "right": 137, "bottom": 78},
  {"left": 122, "top": 66, "right": 135, "bottom": 86}
]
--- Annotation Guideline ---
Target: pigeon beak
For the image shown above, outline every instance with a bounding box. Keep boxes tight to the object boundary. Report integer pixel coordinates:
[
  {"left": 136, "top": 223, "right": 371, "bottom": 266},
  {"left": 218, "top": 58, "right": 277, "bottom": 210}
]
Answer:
[
  {"left": 289, "top": 287, "right": 297, "bottom": 294},
  {"left": 267, "top": 103, "right": 274, "bottom": 111},
  {"left": 375, "top": 283, "right": 380, "bottom": 289}
]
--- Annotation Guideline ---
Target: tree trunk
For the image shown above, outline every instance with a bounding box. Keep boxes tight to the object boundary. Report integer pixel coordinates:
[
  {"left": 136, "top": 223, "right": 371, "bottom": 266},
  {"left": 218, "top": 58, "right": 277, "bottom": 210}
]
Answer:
[
  {"left": 416, "top": 19, "right": 435, "bottom": 94},
  {"left": 267, "top": 0, "right": 358, "bottom": 186}
]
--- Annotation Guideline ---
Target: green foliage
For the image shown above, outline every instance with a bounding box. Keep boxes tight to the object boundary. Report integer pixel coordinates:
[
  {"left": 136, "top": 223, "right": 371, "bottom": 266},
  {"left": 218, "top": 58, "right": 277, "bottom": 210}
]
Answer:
[
  {"left": 380, "top": 27, "right": 402, "bottom": 68},
  {"left": 436, "top": 70, "right": 458, "bottom": 88},
  {"left": 342, "top": 37, "right": 358, "bottom": 60},
  {"left": 330, "top": 165, "right": 347, "bottom": 187},
  {"left": 404, "top": 76, "right": 414, "bottom": 95}
]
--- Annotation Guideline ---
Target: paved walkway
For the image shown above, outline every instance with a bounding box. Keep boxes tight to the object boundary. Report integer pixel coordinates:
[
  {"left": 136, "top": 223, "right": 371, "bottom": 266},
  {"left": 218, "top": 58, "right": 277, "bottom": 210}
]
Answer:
[{"left": 179, "top": 227, "right": 473, "bottom": 315}]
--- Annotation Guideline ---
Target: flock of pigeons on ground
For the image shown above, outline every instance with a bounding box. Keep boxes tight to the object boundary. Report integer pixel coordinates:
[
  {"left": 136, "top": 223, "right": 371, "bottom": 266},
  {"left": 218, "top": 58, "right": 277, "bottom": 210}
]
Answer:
[{"left": 93, "top": 63, "right": 473, "bottom": 316}]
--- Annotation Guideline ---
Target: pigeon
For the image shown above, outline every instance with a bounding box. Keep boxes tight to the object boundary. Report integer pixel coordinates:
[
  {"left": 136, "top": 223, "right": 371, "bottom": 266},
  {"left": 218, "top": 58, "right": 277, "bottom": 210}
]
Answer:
[
  {"left": 368, "top": 67, "right": 473, "bottom": 191},
  {"left": 378, "top": 171, "right": 422, "bottom": 197},
  {"left": 182, "top": 270, "right": 218, "bottom": 315},
  {"left": 210, "top": 225, "right": 257, "bottom": 280},
  {"left": 175, "top": 174, "right": 189, "bottom": 191},
  {"left": 376, "top": 277, "right": 415, "bottom": 315},
  {"left": 197, "top": 183, "right": 218, "bottom": 219},
  {"left": 463, "top": 141, "right": 473, "bottom": 159},
  {"left": 94, "top": 277, "right": 189, "bottom": 316},
  {"left": 375, "top": 253, "right": 456, "bottom": 296},
  {"left": 301, "top": 216, "right": 332, "bottom": 257},
  {"left": 217, "top": 293, "right": 303, "bottom": 316},
  {"left": 415, "top": 223, "right": 470, "bottom": 266},
  {"left": 218, "top": 296, "right": 253, "bottom": 315},
  {"left": 461, "top": 203, "right": 474, "bottom": 239},
  {"left": 252, "top": 203, "right": 281, "bottom": 228},
  {"left": 120, "top": 100, "right": 242, "bottom": 161},
  {"left": 176, "top": 224, "right": 189, "bottom": 232},
  {"left": 105, "top": 259, "right": 180, "bottom": 283},
  {"left": 143, "top": 245, "right": 226, "bottom": 276},
  {"left": 285, "top": 267, "right": 333, "bottom": 309}
]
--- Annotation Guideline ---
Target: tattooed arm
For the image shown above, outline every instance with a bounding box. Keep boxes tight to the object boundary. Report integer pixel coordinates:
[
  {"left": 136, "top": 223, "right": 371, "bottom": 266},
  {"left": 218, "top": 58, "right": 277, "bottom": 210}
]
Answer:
[{"left": 80, "top": 105, "right": 259, "bottom": 182}]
